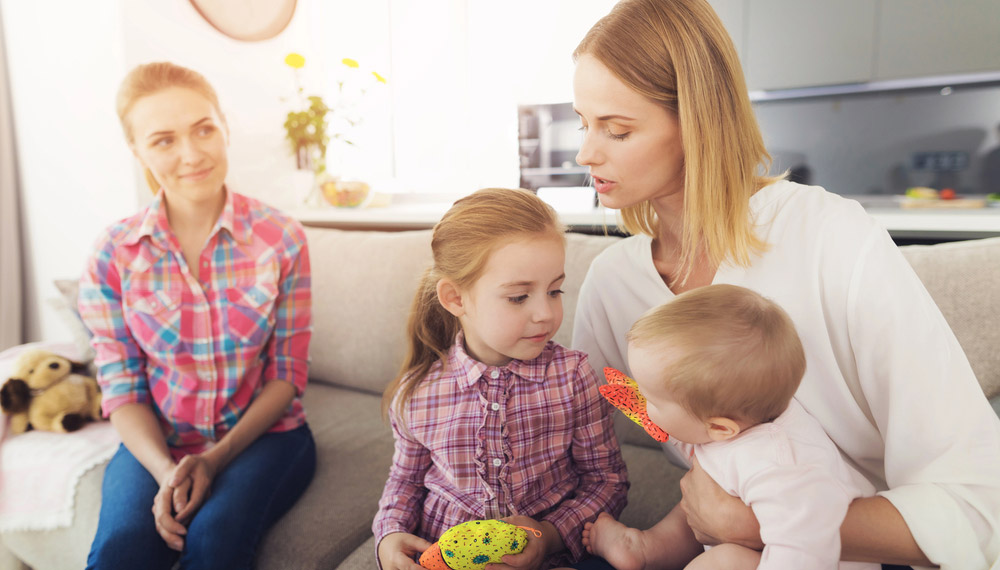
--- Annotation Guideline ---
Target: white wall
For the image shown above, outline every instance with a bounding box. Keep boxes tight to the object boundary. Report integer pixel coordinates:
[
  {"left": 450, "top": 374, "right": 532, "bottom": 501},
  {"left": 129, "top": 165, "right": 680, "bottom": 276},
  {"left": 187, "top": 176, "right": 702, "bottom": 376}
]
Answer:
[{"left": 2, "top": 0, "right": 134, "bottom": 343}]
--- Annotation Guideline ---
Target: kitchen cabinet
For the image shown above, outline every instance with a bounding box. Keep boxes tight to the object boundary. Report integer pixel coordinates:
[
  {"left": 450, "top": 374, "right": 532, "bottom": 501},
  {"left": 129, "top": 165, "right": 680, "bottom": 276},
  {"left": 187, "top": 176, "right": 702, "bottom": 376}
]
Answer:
[
  {"left": 875, "top": 0, "right": 1000, "bottom": 80},
  {"left": 709, "top": 0, "right": 1000, "bottom": 93},
  {"left": 744, "top": 0, "right": 877, "bottom": 91}
]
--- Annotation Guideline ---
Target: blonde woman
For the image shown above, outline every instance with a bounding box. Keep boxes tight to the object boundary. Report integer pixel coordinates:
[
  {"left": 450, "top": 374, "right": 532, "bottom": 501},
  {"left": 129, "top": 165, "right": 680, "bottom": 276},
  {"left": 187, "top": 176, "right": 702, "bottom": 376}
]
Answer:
[
  {"left": 79, "top": 62, "right": 315, "bottom": 569},
  {"left": 570, "top": 0, "right": 1000, "bottom": 568}
]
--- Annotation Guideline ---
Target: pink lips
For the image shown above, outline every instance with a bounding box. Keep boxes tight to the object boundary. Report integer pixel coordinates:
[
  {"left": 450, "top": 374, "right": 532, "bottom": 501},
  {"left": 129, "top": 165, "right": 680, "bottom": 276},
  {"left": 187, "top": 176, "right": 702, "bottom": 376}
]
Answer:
[
  {"left": 181, "top": 167, "right": 212, "bottom": 181},
  {"left": 591, "top": 174, "right": 616, "bottom": 194},
  {"left": 525, "top": 333, "right": 549, "bottom": 343}
]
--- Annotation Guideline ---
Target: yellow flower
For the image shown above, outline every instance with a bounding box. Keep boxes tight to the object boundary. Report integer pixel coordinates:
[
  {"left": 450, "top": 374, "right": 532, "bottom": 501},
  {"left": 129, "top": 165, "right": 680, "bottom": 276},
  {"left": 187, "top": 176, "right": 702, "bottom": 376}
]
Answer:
[
  {"left": 342, "top": 58, "right": 359, "bottom": 68},
  {"left": 285, "top": 53, "right": 305, "bottom": 69},
  {"left": 372, "top": 71, "right": 387, "bottom": 84}
]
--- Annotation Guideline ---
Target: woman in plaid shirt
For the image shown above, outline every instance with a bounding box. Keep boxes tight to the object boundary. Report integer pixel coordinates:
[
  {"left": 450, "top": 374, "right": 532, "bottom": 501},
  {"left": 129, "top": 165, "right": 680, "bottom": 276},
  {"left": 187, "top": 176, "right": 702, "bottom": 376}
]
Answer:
[
  {"left": 79, "top": 62, "right": 315, "bottom": 569},
  {"left": 373, "top": 188, "right": 629, "bottom": 570}
]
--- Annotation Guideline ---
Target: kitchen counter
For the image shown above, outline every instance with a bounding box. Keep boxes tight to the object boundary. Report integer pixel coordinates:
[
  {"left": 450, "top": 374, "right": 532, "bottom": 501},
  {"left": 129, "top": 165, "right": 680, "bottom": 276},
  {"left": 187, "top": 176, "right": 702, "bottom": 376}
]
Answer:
[{"left": 288, "top": 195, "right": 1000, "bottom": 241}]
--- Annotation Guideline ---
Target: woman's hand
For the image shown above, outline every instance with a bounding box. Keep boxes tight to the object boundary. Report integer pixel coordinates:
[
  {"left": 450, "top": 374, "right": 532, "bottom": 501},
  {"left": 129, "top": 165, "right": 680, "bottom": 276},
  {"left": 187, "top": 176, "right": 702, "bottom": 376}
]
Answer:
[
  {"left": 149, "top": 452, "right": 218, "bottom": 551},
  {"left": 152, "top": 470, "right": 188, "bottom": 551},
  {"left": 377, "top": 532, "right": 432, "bottom": 570},
  {"left": 169, "top": 453, "right": 218, "bottom": 522},
  {"left": 679, "top": 456, "right": 763, "bottom": 550}
]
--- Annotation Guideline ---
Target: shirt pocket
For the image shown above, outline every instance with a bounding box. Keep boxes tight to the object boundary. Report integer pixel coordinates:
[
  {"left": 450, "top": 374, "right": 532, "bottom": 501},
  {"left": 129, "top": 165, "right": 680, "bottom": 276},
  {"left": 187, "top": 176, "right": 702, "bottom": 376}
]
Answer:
[
  {"left": 225, "top": 281, "right": 279, "bottom": 347},
  {"left": 124, "top": 288, "right": 182, "bottom": 356}
]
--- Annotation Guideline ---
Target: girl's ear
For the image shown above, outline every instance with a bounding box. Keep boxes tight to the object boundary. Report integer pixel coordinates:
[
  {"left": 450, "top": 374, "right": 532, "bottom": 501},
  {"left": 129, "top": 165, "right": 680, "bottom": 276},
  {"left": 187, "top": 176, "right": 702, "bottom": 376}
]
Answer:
[
  {"left": 436, "top": 278, "right": 465, "bottom": 318},
  {"left": 705, "top": 416, "right": 741, "bottom": 442}
]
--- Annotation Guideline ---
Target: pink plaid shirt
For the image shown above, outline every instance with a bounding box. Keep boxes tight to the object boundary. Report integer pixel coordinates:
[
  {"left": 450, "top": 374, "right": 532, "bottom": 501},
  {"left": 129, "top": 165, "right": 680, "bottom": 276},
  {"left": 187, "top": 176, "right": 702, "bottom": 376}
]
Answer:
[
  {"left": 373, "top": 333, "right": 629, "bottom": 566},
  {"left": 78, "top": 189, "right": 311, "bottom": 457}
]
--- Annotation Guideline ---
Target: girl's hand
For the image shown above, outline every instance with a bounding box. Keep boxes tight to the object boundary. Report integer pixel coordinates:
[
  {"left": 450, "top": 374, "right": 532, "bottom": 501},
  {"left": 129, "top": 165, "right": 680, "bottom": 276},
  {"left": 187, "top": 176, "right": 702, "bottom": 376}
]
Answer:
[
  {"left": 495, "top": 516, "right": 562, "bottom": 570},
  {"left": 679, "top": 456, "right": 762, "bottom": 550},
  {"left": 169, "top": 453, "right": 217, "bottom": 522},
  {"left": 152, "top": 471, "right": 188, "bottom": 551},
  {"left": 378, "top": 532, "right": 432, "bottom": 570}
]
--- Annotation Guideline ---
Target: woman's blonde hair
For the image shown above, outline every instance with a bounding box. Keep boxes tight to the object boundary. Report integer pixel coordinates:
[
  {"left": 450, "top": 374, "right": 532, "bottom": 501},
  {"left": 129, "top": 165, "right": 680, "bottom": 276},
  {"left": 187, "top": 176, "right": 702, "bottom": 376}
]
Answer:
[
  {"left": 574, "top": 0, "right": 782, "bottom": 282},
  {"left": 116, "top": 62, "right": 224, "bottom": 193},
  {"left": 382, "top": 188, "right": 566, "bottom": 420},
  {"left": 627, "top": 284, "right": 805, "bottom": 424}
]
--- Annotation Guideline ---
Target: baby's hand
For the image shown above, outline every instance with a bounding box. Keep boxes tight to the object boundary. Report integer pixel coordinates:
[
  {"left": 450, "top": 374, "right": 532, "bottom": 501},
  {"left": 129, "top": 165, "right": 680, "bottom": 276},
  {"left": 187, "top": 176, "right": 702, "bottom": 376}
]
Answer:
[
  {"left": 493, "top": 515, "right": 561, "bottom": 570},
  {"left": 378, "top": 532, "right": 431, "bottom": 570}
]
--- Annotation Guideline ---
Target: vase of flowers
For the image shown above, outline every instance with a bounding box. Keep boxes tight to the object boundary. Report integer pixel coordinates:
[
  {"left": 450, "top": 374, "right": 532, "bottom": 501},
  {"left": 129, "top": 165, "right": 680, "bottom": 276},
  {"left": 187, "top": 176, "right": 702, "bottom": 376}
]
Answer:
[{"left": 282, "top": 52, "right": 386, "bottom": 206}]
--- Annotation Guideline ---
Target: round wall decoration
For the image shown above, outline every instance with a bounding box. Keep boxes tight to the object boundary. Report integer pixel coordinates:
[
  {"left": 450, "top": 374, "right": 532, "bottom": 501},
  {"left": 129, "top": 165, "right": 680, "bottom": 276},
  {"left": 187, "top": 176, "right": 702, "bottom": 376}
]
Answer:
[{"left": 189, "top": 0, "right": 297, "bottom": 42}]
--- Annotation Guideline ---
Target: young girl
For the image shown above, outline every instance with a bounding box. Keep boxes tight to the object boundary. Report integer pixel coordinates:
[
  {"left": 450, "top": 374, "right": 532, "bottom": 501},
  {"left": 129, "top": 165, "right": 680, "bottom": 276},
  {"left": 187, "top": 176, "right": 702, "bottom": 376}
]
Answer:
[{"left": 373, "top": 188, "right": 629, "bottom": 570}]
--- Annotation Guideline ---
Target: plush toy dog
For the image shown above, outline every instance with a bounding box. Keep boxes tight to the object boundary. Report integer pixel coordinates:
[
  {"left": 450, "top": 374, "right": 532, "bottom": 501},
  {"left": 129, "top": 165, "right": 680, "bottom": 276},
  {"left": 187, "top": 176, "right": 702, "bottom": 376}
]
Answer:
[{"left": 0, "top": 349, "right": 102, "bottom": 434}]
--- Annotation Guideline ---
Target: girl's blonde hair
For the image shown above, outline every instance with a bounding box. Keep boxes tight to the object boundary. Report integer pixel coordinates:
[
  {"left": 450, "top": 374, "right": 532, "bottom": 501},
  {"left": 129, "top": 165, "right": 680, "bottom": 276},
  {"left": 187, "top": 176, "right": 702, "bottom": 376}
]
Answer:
[
  {"left": 574, "top": 0, "right": 782, "bottom": 283},
  {"left": 116, "top": 62, "right": 224, "bottom": 193},
  {"left": 627, "top": 284, "right": 804, "bottom": 424},
  {"left": 382, "top": 188, "right": 566, "bottom": 419}
]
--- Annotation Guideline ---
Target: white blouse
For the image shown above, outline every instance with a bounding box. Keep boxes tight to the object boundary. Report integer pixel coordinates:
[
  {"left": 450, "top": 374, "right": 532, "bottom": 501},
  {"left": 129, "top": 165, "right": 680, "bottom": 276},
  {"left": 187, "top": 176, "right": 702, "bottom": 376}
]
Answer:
[{"left": 572, "top": 181, "right": 1000, "bottom": 569}]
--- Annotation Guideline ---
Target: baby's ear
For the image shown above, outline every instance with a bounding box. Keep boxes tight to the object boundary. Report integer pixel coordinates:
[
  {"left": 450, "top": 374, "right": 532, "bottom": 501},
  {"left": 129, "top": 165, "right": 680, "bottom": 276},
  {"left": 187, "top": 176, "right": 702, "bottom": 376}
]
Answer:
[
  {"left": 705, "top": 416, "right": 741, "bottom": 442},
  {"left": 1, "top": 378, "right": 31, "bottom": 413}
]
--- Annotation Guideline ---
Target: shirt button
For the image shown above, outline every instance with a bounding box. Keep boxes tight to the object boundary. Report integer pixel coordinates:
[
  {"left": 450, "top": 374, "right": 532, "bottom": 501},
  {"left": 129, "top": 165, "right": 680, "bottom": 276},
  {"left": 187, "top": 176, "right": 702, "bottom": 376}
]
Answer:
[
  {"left": 491, "top": 402, "right": 500, "bottom": 411},
  {"left": 204, "top": 415, "right": 210, "bottom": 422},
  {"left": 490, "top": 370, "right": 500, "bottom": 379},
  {"left": 492, "top": 458, "right": 502, "bottom": 467}
]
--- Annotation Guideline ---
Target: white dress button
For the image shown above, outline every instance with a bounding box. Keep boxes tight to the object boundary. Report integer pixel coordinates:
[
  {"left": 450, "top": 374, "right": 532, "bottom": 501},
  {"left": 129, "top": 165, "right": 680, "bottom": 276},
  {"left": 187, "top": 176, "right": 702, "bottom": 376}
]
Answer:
[
  {"left": 492, "top": 458, "right": 502, "bottom": 467},
  {"left": 490, "top": 370, "right": 500, "bottom": 379},
  {"left": 491, "top": 402, "right": 500, "bottom": 411}
]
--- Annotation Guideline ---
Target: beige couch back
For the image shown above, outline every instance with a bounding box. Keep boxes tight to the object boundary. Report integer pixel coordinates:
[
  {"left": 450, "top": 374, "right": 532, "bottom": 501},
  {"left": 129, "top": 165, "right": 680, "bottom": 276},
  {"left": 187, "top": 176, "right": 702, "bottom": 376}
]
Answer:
[
  {"left": 304, "top": 227, "right": 1000, "bottom": 402},
  {"left": 900, "top": 237, "right": 1000, "bottom": 399}
]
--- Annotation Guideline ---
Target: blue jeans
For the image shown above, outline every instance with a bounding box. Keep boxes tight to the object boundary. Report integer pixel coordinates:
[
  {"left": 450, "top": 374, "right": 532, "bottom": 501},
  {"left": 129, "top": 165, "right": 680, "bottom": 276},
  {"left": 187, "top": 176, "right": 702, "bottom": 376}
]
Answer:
[{"left": 87, "top": 424, "right": 315, "bottom": 570}]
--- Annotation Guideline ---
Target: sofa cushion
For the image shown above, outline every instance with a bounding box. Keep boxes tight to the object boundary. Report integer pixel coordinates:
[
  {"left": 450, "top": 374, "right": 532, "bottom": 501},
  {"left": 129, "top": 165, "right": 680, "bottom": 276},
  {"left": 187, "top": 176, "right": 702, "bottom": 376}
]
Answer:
[
  {"left": 899, "top": 237, "right": 1000, "bottom": 400},
  {"left": 257, "top": 384, "right": 394, "bottom": 569},
  {"left": 304, "top": 228, "right": 434, "bottom": 395}
]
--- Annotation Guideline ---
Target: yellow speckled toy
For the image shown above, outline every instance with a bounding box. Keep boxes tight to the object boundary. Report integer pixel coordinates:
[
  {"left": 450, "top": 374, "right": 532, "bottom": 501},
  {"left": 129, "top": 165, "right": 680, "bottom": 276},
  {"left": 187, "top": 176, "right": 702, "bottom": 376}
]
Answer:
[{"left": 419, "top": 520, "right": 534, "bottom": 570}]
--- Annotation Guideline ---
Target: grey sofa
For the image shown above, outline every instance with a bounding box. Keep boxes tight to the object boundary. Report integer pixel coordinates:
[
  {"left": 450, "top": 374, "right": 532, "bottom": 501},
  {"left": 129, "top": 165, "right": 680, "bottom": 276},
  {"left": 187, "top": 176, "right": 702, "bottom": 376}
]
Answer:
[{"left": 2, "top": 228, "right": 998, "bottom": 570}]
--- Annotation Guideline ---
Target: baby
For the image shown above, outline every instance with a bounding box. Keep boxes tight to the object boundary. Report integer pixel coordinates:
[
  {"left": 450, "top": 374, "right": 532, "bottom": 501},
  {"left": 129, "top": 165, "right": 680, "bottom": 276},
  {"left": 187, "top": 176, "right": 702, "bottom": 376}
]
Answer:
[{"left": 584, "top": 284, "right": 877, "bottom": 570}]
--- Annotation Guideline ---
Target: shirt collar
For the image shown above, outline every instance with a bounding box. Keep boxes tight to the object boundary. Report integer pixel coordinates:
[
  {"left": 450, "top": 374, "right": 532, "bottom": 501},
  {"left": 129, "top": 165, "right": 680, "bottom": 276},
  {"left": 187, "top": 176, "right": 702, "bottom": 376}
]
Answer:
[
  {"left": 121, "top": 186, "right": 252, "bottom": 247},
  {"left": 123, "top": 189, "right": 169, "bottom": 247},
  {"left": 220, "top": 187, "right": 253, "bottom": 245},
  {"left": 450, "top": 331, "right": 551, "bottom": 391}
]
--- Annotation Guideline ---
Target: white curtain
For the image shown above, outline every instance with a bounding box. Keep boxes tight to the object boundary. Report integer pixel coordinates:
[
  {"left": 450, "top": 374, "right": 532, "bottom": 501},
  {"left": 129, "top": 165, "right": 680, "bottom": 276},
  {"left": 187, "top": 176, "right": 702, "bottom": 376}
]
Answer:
[{"left": 0, "top": 3, "right": 25, "bottom": 350}]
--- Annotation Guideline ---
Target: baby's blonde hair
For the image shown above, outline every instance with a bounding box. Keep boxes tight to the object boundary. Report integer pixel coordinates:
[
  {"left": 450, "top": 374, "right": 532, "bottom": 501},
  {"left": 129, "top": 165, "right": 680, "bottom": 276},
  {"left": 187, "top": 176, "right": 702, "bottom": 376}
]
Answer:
[
  {"left": 628, "top": 284, "right": 804, "bottom": 424},
  {"left": 116, "top": 62, "right": 224, "bottom": 192},
  {"left": 382, "top": 188, "right": 566, "bottom": 419}
]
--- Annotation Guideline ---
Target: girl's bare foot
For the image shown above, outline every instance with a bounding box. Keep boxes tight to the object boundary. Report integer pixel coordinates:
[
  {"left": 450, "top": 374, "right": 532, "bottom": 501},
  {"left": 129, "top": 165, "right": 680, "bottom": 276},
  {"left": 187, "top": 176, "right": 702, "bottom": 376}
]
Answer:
[{"left": 582, "top": 512, "right": 647, "bottom": 570}]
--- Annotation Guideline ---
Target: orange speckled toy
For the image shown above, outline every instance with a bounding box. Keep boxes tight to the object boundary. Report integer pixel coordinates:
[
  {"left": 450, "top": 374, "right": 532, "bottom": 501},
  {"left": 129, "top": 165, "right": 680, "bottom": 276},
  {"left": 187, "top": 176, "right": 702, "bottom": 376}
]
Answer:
[{"left": 599, "top": 367, "right": 669, "bottom": 442}]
